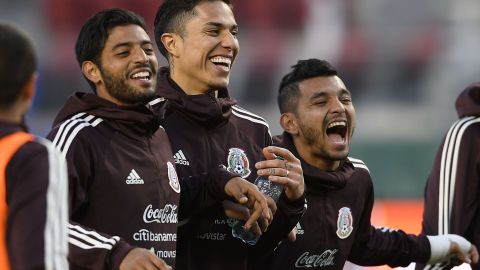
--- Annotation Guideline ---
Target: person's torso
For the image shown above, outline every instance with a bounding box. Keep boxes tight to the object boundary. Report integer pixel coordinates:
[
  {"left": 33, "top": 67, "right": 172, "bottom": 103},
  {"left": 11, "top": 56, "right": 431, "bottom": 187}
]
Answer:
[
  {"left": 52, "top": 113, "right": 181, "bottom": 265},
  {"left": 268, "top": 162, "right": 372, "bottom": 270},
  {"left": 160, "top": 102, "right": 271, "bottom": 270}
]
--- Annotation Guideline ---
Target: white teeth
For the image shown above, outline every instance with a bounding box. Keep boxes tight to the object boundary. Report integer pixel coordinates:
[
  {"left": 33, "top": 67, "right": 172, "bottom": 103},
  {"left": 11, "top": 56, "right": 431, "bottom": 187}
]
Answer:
[
  {"left": 131, "top": 71, "right": 150, "bottom": 79},
  {"left": 210, "top": 56, "right": 232, "bottom": 66},
  {"left": 327, "top": 121, "right": 346, "bottom": 129}
]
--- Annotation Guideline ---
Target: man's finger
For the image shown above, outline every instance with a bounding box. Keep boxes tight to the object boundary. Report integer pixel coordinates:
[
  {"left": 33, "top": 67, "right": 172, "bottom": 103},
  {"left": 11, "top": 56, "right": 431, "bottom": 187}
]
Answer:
[
  {"left": 450, "top": 241, "right": 469, "bottom": 264},
  {"left": 149, "top": 253, "right": 172, "bottom": 270},
  {"left": 244, "top": 201, "right": 264, "bottom": 230},
  {"left": 222, "top": 200, "right": 250, "bottom": 220},
  {"left": 288, "top": 227, "right": 297, "bottom": 242},
  {"left": 470, "top": 244, "right": 479, "bottom": 264},
  {"left": 265, "top": 196, "right": 277, "bottom": 215}
]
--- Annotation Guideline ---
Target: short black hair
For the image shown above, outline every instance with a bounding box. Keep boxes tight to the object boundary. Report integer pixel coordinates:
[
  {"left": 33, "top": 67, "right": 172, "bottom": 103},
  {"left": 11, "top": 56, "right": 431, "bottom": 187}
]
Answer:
[
  {"left": 0, "top": 22, "right": 37, "bottom": 108},
  {"left": 154, "top": 0, "right": 232, "bottom": 60},
  {"left": 75, "top": 8, "right": 147, "bottom": 92},
  {"left": 278, "top": 59, "right": 338, "bottom": 114}
]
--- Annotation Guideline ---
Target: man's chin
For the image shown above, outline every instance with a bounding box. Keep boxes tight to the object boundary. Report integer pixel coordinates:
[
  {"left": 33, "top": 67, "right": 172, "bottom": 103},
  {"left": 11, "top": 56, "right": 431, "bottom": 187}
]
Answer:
[
  {"left": 328, "top": 151, "right": 349, "bottom": 162},
  {"left": 209, "top": 78, "right": 230, "bottom": 90}
]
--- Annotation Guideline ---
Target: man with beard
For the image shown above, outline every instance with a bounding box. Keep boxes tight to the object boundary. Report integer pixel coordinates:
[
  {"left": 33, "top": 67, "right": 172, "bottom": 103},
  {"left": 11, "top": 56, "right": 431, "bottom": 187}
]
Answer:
[
  {"left": 152, "top": 1, "right": 306, "bottom": 269},
  {"left": 47, "top": 8, "right": 271, "bottom": 270},
  {"left": 258, "top": 58, "right": 479, "bottom": 269},
  {"left": 0, "top": 22, "right": 68, "bottom": 269}
]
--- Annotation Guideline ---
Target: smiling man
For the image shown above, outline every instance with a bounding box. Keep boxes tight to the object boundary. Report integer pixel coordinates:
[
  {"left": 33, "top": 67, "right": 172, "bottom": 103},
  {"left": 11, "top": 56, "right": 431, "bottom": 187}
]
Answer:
[
  {"left": 152, "top": 0, "right": 306, "bottom": 269},
  {"left": 47, "top": 9, "right": 176, "bottom": 269},
  {"left": 259, "top": 58, "right": 479, "bottom": 269}
]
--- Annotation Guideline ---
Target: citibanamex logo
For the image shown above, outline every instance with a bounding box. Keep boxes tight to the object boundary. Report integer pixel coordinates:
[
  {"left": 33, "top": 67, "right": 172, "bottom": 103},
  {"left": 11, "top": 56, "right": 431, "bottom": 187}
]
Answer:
[
  {"left": 143, "top": 204, "right": 178, "bottom": 224},
  {"left": 294, "top": 249, "right": 337, "bottom": 268}
]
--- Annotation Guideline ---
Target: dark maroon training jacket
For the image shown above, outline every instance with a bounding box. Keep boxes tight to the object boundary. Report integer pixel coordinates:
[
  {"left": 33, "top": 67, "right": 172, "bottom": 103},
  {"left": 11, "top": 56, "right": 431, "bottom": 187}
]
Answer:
[
  {"left": 260, "top": 132, "right": 431, "bottom": 270},
  {"left": 417, "top": 83, "right": 480, "bottom": 270},
  {"left": 0, "top": 121, "right": 68, "bottom": 269},
  {"left": 47, "top": 93, "right": 180, "bottom": 269},
  {"left": 153, "top": 67, "right": 306, "bottom": 270}
]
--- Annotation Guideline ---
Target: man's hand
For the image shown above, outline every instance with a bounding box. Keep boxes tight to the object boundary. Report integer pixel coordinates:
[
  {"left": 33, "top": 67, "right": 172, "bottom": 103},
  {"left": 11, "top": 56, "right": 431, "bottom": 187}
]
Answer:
[
  {"left": 450, "top": 242, "right": 479, "bottom": 265},
  {"left": 224, "top": 177, "right": 272, "bottom": 231},
  {"left": 255, "top": 146, "right": 305, "bottom": 201},
  {"left": 222, "top": 196, "right": 277, "bottom": 235},
  {"left": 427, "top": 234, "right": 479, "bottom": 265},
  {"left": 120, "top": 248, "right": 172, "bottom": 270}
]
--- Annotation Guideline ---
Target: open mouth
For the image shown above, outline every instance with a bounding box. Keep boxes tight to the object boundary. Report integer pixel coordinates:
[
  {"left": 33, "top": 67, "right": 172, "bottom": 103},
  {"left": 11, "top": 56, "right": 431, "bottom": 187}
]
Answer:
[
  {"left": 210, "top": 56, "right": 232, "bottom": 72},
  {"left": 130, "top": 70, "right": 152, "bottom": 81},
  {"left": 326, "top": 121, "right": 347, "bottom": 144}
]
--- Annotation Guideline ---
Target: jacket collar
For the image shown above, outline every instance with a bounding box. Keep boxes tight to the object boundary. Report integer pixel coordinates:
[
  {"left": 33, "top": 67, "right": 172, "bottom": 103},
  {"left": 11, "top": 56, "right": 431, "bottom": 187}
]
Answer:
[
  {"left": 156, "top": 67, "right": 237, "bottom": 128},
  {"left": 52, "top": 92, "right": 161, "bottom": 139},
  {"left": 275, "top": 132, "right": 354, "bottom": 191}
]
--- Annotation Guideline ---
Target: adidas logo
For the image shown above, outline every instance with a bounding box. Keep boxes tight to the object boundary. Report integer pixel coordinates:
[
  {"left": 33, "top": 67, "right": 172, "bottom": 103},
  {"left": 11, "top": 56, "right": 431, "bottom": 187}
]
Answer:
[
  {"left": 126, "top": 169, "right": 144, "bottom": 184},
  {"left": 174, "top": 150, "right": 190, "bottom": 166}
]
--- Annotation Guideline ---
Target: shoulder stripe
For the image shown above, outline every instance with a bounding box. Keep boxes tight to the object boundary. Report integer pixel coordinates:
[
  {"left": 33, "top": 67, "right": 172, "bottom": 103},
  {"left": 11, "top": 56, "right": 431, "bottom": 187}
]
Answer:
[
  {"left": 37, "top": 138, "right": 69, "bottom": 269},
  {"left": 438, "top": 116, "right": 480, "bottom": 234},
  {"left": 231, "top": 109, "right": 272, "bottom": 138},
  {"left": 69, "top": 224, "right": 120, "bottom": 250},
  {"left": 348, "top": 157, "right": 370, "bottom": 173},
  {"left": 232, "top": 105, "right": 266, "bottom": 122},
  {"left": 52, "top": 113, "right": 103, "bottom": 157},
  {"left": 231, "top": 109, "right": 270, "bottom": 128}
]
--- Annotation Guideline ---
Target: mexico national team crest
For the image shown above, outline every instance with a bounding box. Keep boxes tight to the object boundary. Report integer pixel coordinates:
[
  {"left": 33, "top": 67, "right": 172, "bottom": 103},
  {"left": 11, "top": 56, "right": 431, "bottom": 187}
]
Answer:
[
  {"left": 167, "top": 161, "right": 181, "bottom": 193},
  {"left": 336, "top": 207, "right": 353, "bottom": 239},
  {"left": 226, "top": 148, "right": 251, "bottom": 178}
]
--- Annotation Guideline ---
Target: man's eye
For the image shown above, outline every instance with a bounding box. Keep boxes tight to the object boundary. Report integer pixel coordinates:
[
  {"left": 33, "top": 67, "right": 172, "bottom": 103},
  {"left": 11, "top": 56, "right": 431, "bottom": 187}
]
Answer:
[
  {"left": 341, "top": 97, "right": 352, "bottom": 103},
  {"left": 207, "top": 29, "right": 219, "bottom": 35}
]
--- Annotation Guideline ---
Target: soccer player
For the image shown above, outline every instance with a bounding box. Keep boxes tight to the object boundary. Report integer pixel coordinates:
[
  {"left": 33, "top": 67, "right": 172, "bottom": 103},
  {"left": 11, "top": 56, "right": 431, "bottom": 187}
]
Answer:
[
  {"left": 47, "top": 8, "right": 271, "bottom": 270},
  {"left": 417, "top": 83, "right": 480, "bottom": 270},
  {"left": 152, "top": 0, "right": 306, "bottom": 269},
  {"left": 259, "top": 58, "right": 478, "bottom": 269},
  {"left": 0, "top": 22, "right": 68, "bottom": 269}
]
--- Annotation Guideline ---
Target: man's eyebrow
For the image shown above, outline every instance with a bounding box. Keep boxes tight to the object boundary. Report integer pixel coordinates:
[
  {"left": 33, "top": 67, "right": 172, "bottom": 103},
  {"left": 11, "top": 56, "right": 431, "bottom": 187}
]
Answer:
[
  {"left": 204, "top": 21, "right": 238, "bottom": 30},
  {"left": 310, "top": 91, "right": 327, "bottom": 100},
  {"left": 111, "top": 40, "right": 153, "bottom": 50},
  {"left": 340, "top": 88, "right": 351, "bottom": 96}
]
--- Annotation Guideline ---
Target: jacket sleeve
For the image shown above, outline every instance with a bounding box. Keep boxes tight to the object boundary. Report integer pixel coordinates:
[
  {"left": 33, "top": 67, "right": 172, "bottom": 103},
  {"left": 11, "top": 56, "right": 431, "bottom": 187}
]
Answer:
[
  {"left": 47, "top": 126, "right": 133, "bottom": 269},
  {"left": 178, "top": 165, "right": 239, "bottom": 220},
  {"left": 248, "top": 191, "right": 307, "bottom": 267},
  {"left": 416, "top": 118, "right": 480, "bottom": 270},
  {"left": 6, "top": 139, "right": 69, "bottom": 269},
  {"left": 68, "top": 222, "right": 133, "bottom": 269},
  {"left": 349, "top": 226, "right": 430, "bottom": 267},
  {"left": 348, "top": 171, "right": 430, "bottom": 267}
]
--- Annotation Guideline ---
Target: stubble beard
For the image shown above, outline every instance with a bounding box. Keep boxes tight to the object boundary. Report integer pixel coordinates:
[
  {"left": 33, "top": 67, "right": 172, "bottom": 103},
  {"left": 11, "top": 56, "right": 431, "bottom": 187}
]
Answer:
[
  {"left": 101, "top": 68, "right": 156, "bottom": 105},
  {"left": 298, "top": 120, "right": 348, "bottom": 162}
]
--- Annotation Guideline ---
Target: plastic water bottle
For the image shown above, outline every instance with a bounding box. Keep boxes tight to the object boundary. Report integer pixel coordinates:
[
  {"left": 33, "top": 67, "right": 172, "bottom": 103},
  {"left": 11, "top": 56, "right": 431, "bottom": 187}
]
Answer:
[{"left": 231, "top": 156, "right": 284, "bottom": 245}]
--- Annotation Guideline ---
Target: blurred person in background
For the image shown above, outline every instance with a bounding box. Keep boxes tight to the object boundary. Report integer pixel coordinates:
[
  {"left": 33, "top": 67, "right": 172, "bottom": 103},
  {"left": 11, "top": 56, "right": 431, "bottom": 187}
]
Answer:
[
  {"left": 257, "top": 58, "right": 479, "bottom": 270},
  {"left": 417, "top": 83, "right": 480, "bottom": 270},
  {"left": 0, "top": 22, "right": 68, "bottom": 269},
  {"left": 153, "top": 0, "right": 306, "bottom": 269}
]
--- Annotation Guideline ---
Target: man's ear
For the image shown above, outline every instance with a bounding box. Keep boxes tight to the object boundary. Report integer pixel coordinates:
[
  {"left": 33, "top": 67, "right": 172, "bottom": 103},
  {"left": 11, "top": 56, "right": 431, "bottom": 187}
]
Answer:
[
  {"left": 161, "top": 33, "right": 180, "bottom": 58},
  {"left": 21, "top": 72, "right": 37, "bottom": 101},
  {"left": 280, "top": 112, "right": 299, "bottom": 135},
  {"left": 82, "top": 61, "right": 101, "bottom": 86}
]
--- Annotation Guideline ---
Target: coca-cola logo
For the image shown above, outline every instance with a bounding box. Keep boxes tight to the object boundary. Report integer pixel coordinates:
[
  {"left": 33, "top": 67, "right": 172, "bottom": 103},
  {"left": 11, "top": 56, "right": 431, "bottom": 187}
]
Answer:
[
  {"left": 295, "top": 250, "right": 337, "bottom": 268},
  {"left": 143, "top": 204, "right": 178, "bottom": 224}
]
